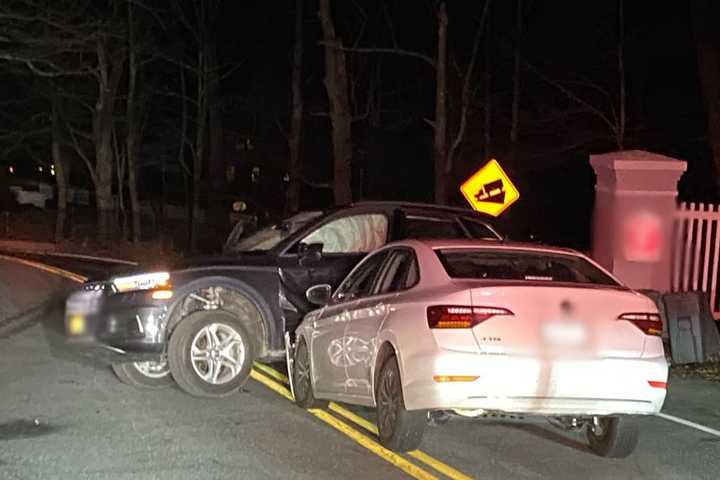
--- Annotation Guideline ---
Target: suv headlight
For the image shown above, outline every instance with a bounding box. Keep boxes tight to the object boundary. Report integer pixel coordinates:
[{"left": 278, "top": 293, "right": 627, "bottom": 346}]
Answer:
[{"left": 112, "top": 272, "right": 170, "bottom": 293}]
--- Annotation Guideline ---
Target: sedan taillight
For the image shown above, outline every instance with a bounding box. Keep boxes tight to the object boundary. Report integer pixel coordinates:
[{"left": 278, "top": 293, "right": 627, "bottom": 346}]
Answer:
[
  {"left": 618, "top": 312, "right": 663, "bottom": 336},
  {"left": 427, "top": 305, "right": 513, "bottom": 329}
]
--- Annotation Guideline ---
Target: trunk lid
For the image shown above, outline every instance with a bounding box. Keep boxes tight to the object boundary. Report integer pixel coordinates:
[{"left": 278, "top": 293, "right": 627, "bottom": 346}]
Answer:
[{"left": 465, "top": 282, "right": 655, "bottom": 358}]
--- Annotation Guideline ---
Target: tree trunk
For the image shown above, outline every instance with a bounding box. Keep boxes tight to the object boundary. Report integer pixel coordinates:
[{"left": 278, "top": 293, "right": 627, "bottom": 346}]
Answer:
[
  {"left": 484, "top": 8, "right": 492, "bottom": 158},
  {"left": 433, "top": 2, "right": 448, "bottom": 204},
  {"left": 207, "top": 14, "right": 223, "bottom": 218},
  {"left": 51, "top": 95, "right": 67, "bottom": 243},
  {"left": 95, "top": 113, "right": 114, "bottom": 241},
  {"left": 318, "top": 0, "right": 353, "bottom": 205},
  {"left": 127, "top": 1, "right": 141, "bottom": 243},
  {"left": 510, "top": 0, "right": 523, "bottom": 164},
  {"left": 286, "top": 0, "right": 304, "bottom": 213},
  {"left": 114, "top": 131, "right": 128, "bottom": 240},
  {"left": 691, "top": 0, "right": 720, "bottom": 193},
  {"left": 191, "top": 46, "right": 208, "bottom": 253},
  {"left": 94, "top": 38, "right": 124, "bottom": 241},
  {"left": 617, "top": 0, "right": 625, "bottom": 150}
]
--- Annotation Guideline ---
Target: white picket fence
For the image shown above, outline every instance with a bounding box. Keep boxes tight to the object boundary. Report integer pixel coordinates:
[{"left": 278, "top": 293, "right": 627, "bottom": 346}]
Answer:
[{"left": 672, "top": 202, "right": 720, "bottom": 319}]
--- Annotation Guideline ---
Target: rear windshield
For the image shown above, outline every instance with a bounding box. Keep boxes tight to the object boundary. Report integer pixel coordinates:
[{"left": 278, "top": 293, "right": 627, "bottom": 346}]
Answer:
[{"left": 435, "top": 248, "right": 619, "bottom": 286}]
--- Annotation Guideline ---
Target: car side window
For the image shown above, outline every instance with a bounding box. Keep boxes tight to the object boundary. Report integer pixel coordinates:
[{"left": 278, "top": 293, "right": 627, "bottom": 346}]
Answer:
[
  {"left": 403, "top": 216, "right": 466, "bottom": 239},
  {"left": 334, "top": 250, "right": 390, "bottom": 302},
  {"left": 300, "top": 214, "right": 388, "bottom": 254},
  {"left": 375, "top": 249, "right": 420, "bottom": 295}
]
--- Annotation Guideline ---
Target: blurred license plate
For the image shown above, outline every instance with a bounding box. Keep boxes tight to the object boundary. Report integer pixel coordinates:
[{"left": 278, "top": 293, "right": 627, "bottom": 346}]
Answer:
[
  {"left": 66, "top": 314, "right": 86, "bottom": 336},
  {"left": 542, "top": 322, "right": 587, "bottom": 345},
  {"left": 66, "top": 289, "right": 102, "bottom": 315}
]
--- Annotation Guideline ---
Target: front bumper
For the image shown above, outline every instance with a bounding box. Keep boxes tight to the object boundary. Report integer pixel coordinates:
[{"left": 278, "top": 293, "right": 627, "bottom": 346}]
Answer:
[
  {"left": 402, "top": 349, "right": 668, "bottom": 416},
  {"left": 64, "top": 283, "right": 170, "bottom": 361}
]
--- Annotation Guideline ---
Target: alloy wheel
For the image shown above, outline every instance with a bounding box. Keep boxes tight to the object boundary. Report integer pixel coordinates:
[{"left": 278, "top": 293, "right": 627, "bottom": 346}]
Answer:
[{"left": 189, "top": 322, "right": 246, "bottom": 385}]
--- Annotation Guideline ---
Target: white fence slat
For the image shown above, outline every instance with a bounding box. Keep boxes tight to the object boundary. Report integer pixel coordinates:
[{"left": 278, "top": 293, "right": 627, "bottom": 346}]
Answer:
[
  {"left": 691, "top": 203, "right": 706, "bottom": 291},
  {"left": 672, "top": 202, "right": 686, "bottom": 291},
  {"left": 702, "top": 204, "right": 713, "bottom": 291},
  {"left": 711, "top": 204, "right": 720, "bottom": 316},
  {"left": 681, "top": 202, "right": 696, "bottom": 291}
]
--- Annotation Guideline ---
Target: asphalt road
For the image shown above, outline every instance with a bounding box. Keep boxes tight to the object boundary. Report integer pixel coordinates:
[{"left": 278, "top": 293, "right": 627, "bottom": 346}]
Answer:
[{"left": 1, "top": 255, "right": 719, "bottom": 480}]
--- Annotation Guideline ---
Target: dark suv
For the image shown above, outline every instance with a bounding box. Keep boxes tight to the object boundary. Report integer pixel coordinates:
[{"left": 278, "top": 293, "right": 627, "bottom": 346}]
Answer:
[{"left": 65, "top": 202, "right": 501, "bottom": 397}]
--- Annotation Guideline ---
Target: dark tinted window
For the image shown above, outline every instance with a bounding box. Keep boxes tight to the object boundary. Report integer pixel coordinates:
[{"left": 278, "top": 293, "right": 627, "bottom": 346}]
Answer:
[
  {"left": 335, "top": 251, "right": 390, "bottom": 301},
  {"left": 405, "top": 217, "right": 466, "bottom": 239},
  {"left": 435, "top": 249, "right": 619, "bottom": 286},
  {"left": 375, "top": 249, "right": 419, "bottom": 294}
]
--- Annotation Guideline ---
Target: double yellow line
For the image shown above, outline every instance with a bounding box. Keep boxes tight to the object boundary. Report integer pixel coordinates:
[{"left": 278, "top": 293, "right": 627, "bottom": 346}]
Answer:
[
  {"left": 251, "top": 362, "right": 474, "bottom": 480},
  {"left": 4, "top": 254, "right": 474, "bottom": 479},
  {"left": 0, "top": 254, "right": 88, "bottom": 283}
]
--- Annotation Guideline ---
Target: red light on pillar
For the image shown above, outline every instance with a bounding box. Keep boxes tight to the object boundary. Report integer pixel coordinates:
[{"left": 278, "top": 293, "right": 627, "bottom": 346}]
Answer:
[{"left": 622, "top": 211, "right": 662, "bottom": 262}]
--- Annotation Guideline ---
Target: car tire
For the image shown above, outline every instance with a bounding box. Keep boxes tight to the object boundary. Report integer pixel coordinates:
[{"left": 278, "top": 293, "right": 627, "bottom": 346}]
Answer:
[
  {"left": 168, "top": 310, "right": 255, "bottom": 398},
  {"left": 375, "top": 355, "right": 427, "bottom": 452},
  {"left": 111, "top": 360, "right": 173, "bottom": 389},
  {"left": 586, "top": 416, "right": 639, "bottom": 458},
  {"left": 292, "top": 337, "right": 328, "bottom": 409}
]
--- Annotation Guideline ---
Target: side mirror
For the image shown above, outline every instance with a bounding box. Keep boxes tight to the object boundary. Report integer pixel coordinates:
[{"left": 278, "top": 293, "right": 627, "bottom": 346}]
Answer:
[
  {"left": 306, "top": 284, "right": 332, "bottom": 306},
  {"left": 298, "top": 242, "right": 323, "bottom": 265}
]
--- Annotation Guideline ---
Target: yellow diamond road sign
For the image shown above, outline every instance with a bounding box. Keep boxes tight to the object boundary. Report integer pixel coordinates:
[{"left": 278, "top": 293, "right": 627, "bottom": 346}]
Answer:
[{"left": 460, "top": 159, "right": 519, "bottom": 217}]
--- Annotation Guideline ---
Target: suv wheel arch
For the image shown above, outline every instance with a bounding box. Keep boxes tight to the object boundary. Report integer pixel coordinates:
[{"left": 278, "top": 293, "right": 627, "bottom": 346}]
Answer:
[{"left": 165, "top": 277, "right": 275, "bottom": 358}]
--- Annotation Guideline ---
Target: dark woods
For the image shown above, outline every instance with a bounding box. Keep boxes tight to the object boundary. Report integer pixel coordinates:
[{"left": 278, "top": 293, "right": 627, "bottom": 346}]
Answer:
[{"left": 0, "top": 0, "right": 718, "bottom": 252}]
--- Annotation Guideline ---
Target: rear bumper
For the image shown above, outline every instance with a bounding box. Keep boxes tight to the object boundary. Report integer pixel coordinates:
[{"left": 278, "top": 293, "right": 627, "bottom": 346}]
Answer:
[{"left": 402, "top": 350, "right": 668, "bottom": 415}]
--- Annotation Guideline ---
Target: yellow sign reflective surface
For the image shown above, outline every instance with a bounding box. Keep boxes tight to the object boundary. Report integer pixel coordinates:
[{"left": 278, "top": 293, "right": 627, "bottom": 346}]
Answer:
[{"left": 459, "top": 159, "right": 520, "bottom": 217}]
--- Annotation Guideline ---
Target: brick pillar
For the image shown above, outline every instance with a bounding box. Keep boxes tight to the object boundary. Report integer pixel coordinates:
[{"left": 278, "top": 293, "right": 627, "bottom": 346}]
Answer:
[{"left": 590, "top": 150, "right": 686, "bottom": 291}]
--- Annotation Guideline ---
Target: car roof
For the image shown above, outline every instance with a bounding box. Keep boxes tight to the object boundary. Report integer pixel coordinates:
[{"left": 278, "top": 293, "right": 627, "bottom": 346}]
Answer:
[
  {"left": 391, "top": 238, "right": 584, "bottom": 257},
  {"left": 349, "top": 201, "right": 490, "bottom": 217}
]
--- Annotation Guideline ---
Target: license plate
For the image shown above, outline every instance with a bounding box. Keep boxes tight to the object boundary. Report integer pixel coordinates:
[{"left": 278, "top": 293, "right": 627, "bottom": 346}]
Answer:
[
  {"left": 66, "top": 314, "right": 86, "bottom": 336},
  {"left": 542, "top": 322, "right": 587, "bottom": 346},
  {"left": 66, "top": 289, "right": 103, "bottom": 315}
]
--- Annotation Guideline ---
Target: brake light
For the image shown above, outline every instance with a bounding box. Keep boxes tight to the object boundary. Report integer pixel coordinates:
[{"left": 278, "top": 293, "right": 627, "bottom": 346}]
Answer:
[
  {"left": 427, "top": 305, "right": 513, "bottom": 329},
  {"left": 648, "top": 380, "right": 667, "bottom": 389},
  {"left": 618, "top": 313, "right": 663, "bottom": 336}
]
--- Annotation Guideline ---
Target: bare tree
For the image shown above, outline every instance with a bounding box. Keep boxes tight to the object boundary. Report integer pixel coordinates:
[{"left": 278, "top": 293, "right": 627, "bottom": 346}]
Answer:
[
  {"left": 164, "top": 0, "right": 219, "bottom": 251},
  {"left": 0, "top": 0, "right": 126, "bottom": 240},
  {"left": 432, "top": 2, "right": 449, "bottom": 204},
  {"left": 510, "top": 0, "right": 523, "bottom": 161},
  {"left": 94, "top": 33, "right": 125, "bottom": 240},
  {"left": 321, "top": 1, "right": 491, "bottom": 205},
  {"left": 691, "top": 0, "right": 720, "bottom": 191},
  {"left": 318, "top": 0, "right": 353, "bottom": 205},
  {"left": 51, "top": 93, "right": 67, "bottom": 242},
  {"left": 446, "top": 1, "right": 491, "bottom": 196},
  {"left": 126, "top": 0, "right": 142, "bottom": 243},
  {"left": 286, "top": 0, "right": 305, "bottom": 213}
]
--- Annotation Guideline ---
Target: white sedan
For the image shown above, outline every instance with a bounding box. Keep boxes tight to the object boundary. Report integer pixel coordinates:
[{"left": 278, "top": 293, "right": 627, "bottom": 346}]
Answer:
[{"left": 290, "top": 239, "right": 668, "bottom": 457}]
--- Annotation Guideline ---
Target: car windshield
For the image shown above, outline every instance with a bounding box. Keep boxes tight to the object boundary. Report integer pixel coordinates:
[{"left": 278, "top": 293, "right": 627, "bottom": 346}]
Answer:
[
  {"left": 435, "top": 248, "right": 619, "bottom": 286},
  {"left": 231, "top": 211, "right": 323, "bottom": 252}
]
